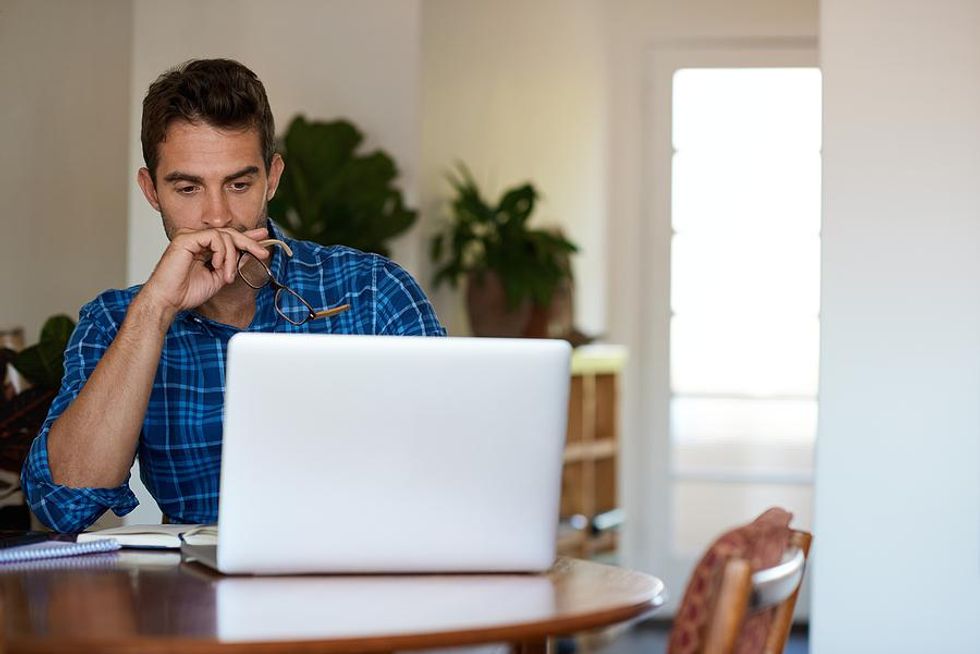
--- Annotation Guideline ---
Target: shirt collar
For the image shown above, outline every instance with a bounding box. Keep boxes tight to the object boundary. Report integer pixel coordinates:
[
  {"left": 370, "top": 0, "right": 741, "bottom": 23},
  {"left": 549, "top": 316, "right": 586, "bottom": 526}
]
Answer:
[{"left": 264, "top": 217, "right": 290, "bottom": 283}]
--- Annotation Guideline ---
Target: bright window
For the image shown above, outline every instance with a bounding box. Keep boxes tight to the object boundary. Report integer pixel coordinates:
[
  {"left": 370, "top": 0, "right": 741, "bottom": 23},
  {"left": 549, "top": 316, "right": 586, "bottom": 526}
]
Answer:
[{"left": 669, "top": 67, "right": 822, "bottom": 555}]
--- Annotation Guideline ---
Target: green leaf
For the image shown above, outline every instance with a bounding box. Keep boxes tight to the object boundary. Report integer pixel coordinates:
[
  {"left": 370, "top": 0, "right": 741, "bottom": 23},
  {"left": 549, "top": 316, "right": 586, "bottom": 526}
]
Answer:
[
  {"left": 10, "top": 315, "right": 76, "bottom": 389},
  {"left": 430, "top": 233, "right": 444, "bottom": 263},
  {"left": 40, "top": 315, "right": 75, "bottom": 351},
  {"left": 271, "top": 116, "right": 416, "bottom": 255},
  {"left": 429, "top": 164, "right": 580, "bottom": 307},
  {"left": 285, "top": 116, "right": 362, "bottom": 183},
  {"left": 497, "top": 184, "right": 537, "bottom": 226},
  {"left": 14, "top": 341, "right": 63, "bottom": 388}
]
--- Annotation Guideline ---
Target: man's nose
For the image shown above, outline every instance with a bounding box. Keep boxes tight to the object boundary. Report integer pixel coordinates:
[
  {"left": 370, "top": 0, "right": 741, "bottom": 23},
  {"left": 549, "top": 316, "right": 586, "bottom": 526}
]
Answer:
[{"left": 202, "top": 189, "right": 233, "bottom": 228}]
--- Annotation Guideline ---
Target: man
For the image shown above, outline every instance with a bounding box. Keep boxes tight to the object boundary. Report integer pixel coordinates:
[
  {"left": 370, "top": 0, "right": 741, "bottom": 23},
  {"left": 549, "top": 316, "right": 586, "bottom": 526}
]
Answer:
[{"left": 22, "top": 59, "right": 445, "bottom": 533}]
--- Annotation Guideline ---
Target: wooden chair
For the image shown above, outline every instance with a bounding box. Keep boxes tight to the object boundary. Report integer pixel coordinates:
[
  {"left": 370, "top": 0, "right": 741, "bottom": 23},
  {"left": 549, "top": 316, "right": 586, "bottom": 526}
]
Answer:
[{"left": 701, "top": 529, "right": 813, "bottom": 654}]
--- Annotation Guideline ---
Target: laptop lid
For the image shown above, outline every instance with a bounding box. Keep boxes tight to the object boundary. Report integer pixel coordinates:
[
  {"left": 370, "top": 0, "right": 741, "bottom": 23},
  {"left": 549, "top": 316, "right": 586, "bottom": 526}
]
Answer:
[{"left": 217, "top": 333, "right": 571, "bottom": 574}]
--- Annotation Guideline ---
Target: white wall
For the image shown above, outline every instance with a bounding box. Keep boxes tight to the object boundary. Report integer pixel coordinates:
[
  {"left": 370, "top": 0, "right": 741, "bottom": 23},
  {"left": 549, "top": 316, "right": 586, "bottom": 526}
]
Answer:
[
  {"left": 814, "top": 0, "right": 980, "bottom": 650},
  {"left": 0, "top": 0, "right": 131, "bottom": 340},
  {"left": 419, "top": 0, "right": 607, "bottom": 336},
  {"left": 126, "top": 0, "right": 423, "bottom": 288},
  {"left": 598, "top": 0, "right": 819, "bottom": 574}
]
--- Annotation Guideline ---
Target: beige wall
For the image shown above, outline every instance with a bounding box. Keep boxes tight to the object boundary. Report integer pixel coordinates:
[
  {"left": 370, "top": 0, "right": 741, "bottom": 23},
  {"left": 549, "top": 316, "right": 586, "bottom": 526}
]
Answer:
[
  {"left": 814, "top": 0, "right": 980, "bottom": 649},
  {"left": 127, "top": 0, "right": 424, "bottom": 287},
  {"left": 0, "top": 0, "right": 131, "bottom": 340},
  {"left": 420, "top": 0, "right": 607, "bottom": 336}
]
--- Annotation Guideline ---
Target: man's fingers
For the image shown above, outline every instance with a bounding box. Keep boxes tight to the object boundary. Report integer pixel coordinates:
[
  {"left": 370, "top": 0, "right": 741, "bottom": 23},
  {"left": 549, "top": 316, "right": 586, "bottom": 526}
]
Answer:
[
  {"left": 168, "top": 227, "right": 269, "bottom": 289},
  {"left": 175, "top": 228, "right": 268, "bottom": 260},
  {"left": 220, "top": 232, "right": 238, "bottom": 283},
  {"left": 208, "top": 233, "right": 227, "bottom": 274},
  {"left": 223, "top": 229, "right": 271, "bottom": 260}
]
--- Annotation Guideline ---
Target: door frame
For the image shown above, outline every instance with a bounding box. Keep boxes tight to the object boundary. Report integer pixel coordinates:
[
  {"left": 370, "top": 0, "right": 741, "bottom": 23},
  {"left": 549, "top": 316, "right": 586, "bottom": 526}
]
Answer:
[{"left": 622, "top": 38, "right": 819, "bottom": 616}]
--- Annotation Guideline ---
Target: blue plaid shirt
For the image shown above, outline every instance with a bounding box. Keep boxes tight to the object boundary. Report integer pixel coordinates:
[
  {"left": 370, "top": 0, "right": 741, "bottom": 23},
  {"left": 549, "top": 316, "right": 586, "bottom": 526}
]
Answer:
[{"left": 22, "top": 219, "right": 446, "bottom": 532}]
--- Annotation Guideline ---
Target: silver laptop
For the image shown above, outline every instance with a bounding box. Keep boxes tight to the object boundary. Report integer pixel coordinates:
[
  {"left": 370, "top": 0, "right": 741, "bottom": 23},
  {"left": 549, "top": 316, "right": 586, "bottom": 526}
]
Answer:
[{"left": 182, "top": 333, "right": 571, "bottom": 575}]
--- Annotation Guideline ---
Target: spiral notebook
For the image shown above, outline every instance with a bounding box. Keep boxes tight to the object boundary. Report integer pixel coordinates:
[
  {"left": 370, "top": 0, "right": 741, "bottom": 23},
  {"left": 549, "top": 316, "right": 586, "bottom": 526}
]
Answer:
[{"left": 0, "top": 538, "right": 120, "bottom": 564}]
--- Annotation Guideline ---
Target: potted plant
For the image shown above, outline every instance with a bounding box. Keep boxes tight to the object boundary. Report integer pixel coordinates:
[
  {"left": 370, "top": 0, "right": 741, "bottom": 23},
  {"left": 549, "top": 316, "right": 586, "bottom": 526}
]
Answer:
[
  {"left": 429, "top": 164, "right": 578, "bottom": 337},
  {"left": 0, "top": 315, "right": 75, "bottom": 529},
  {"left": 268, "top": 115, "right": 417, "bottom": 257}
]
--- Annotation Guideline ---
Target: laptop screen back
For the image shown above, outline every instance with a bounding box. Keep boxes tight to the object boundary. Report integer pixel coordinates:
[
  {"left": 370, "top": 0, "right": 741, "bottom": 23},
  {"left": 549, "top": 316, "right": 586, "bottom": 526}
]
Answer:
[{"left": 218, "top": 333, "right": 571, "bottom": 574}]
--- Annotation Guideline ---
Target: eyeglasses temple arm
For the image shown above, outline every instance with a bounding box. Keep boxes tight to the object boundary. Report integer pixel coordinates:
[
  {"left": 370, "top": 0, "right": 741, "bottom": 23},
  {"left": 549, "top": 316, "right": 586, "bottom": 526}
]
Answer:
[
  {"left": 257, "top": 238, "right": 294, "bottom": 257},
  {"left": 312, "top": 304, "right": 351, "bottom": 319}
]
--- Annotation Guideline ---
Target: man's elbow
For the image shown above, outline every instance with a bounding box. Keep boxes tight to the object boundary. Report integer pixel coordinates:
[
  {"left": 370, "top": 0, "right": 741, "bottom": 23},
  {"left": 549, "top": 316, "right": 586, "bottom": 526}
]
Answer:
[
  {"left": 45, "top": 421, "right": 127, "bottom": 489},
  {"left": 21, "top": 480, "right": 104, "bottom": 534},
  {"left": 21, "top": 439, "right": 116, "bottom": 533},
  {"left": 36, "top": 504, "right": 103, "bottom": 534}
]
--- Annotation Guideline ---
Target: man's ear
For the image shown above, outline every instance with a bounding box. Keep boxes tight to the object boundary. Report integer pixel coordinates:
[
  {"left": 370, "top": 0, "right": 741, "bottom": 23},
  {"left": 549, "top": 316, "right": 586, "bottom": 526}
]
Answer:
[
  {"left": 266, "top": 153, "right": 285, "bottom": 201},
  {"left": 137, "top": 167, "right": 162, "bottom": 212}
]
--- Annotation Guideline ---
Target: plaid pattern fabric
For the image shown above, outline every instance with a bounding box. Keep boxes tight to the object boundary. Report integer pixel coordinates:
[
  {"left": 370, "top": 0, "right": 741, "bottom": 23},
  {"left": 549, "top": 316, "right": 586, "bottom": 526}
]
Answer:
[{"left": 22, "top": 219, "right": 446, "bottom": 532}]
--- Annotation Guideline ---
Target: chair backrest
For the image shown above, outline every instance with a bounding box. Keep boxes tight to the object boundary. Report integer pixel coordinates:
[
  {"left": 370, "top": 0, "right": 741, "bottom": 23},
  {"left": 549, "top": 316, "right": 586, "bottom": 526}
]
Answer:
[{"left": 702, "top": 529, "right": 813, "bottom": 654}]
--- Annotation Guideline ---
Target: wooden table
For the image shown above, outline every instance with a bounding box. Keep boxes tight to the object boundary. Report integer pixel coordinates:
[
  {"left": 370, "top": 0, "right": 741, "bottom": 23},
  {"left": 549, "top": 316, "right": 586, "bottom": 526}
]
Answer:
[{"left": 0, "top": 552, "right": 665, "bottom": 653}]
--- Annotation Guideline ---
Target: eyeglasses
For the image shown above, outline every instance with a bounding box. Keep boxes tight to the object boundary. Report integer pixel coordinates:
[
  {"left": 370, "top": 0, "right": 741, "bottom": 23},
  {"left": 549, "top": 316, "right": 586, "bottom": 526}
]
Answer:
[{"left": 237, "top": 239, "right": 350, "bottom": 326}]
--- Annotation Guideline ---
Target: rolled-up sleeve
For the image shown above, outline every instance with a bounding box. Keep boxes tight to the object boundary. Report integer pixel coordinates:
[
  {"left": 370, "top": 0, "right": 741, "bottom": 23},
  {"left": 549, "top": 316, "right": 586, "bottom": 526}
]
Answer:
[
  {"left": 21, "top": 304, "right": 138, "bottom": 532},
  {"left": 373, "top": 257, "right": 447, "bottom": 337}
]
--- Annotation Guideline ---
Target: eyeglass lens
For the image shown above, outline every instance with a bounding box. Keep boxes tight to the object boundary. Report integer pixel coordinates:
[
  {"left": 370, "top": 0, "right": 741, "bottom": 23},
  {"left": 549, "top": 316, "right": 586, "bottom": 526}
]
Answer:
[
  {"left": 275, "top": 287, "right": 315, "bottom": 325},
  {"left": 238, "top": 250, "right": 321, "bottom": 326},
  {"left": 237, "top": 252, "right": 273, "bottom": 289}
]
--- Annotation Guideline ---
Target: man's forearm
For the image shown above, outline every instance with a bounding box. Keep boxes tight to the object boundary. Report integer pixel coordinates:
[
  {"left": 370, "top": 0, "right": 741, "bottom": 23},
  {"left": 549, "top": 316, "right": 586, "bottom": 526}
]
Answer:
[{"left": 47, "top": 292, "right": 175, "bottom": 488}]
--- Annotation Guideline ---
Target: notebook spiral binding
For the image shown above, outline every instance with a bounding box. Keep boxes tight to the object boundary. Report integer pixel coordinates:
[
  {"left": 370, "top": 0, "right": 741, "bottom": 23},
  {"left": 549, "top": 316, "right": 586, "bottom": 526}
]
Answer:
[
  {"left": 0, "top": 538, "right": 121, "bottom": 565},
  {"left": 0, "top": 552, "right": 121, "bottom": 572}
]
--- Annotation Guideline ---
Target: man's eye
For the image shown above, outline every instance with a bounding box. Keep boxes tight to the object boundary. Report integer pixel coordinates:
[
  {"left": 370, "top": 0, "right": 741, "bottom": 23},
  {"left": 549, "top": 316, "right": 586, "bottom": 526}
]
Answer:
[
  {"left": 176, "top": 186, "right": 198, "bottom": 194},
  {"left": 229, "top": 182, "right": 251, "bottom": 192}
]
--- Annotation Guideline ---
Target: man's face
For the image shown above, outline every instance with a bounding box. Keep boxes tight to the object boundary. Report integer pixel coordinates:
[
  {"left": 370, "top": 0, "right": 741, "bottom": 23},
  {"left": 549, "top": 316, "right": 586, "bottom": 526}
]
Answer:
[{"left": 137, "top": 120, "right": 284, "bottom": 240}]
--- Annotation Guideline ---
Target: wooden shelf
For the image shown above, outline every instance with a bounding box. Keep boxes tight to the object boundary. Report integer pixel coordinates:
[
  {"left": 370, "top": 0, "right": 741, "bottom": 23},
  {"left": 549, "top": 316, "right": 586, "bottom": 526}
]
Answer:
[
  {"left": 556, "top": 521, "right": 621, "bottom": 559},
  {"left": 563, "top": 439, "right": 617, "bottom": 463},
  {"left": 559, "top": 346, "right": 626, "bottom": 558}
]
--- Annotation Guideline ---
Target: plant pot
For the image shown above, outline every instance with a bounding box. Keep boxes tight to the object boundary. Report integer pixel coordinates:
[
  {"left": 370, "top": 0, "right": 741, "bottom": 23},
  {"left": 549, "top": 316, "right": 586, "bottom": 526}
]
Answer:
[
  {"left": 522, "top": 275, "right": 574, "bottom": 339},
  {"left": 465, "top": 272, "right": 532, "bottom": 337}
]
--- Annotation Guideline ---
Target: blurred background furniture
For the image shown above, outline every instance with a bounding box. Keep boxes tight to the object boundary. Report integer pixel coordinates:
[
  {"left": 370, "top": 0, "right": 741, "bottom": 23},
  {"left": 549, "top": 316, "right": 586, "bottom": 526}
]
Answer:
[
  {"left": 557, "top": 345, "right": 626, "bottom": 559},
  {"left": 667, "top": 507, "right": 811, "bottom": 654},
  {"left": 701, "top": 530, "right": 810, "bottom": 654},
  {"left": 0, "top": 317, "right": 76, "bottom": 530}
]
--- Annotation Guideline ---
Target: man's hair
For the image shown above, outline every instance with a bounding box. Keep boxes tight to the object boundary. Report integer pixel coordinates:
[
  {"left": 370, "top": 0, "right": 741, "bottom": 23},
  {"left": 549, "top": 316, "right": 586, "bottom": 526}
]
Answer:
[{"left": 141, "top": 58, "right": 275, "bottom": 181}]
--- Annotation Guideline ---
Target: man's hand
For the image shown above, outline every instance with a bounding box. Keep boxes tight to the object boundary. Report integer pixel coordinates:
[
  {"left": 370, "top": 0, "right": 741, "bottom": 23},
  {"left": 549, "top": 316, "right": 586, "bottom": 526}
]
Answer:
[{"left": 140, "top": 227, "right": 271, "bottom": 318}]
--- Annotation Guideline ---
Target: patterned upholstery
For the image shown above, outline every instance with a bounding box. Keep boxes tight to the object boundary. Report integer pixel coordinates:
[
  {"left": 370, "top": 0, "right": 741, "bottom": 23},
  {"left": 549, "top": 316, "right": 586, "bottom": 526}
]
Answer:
[{"left": 667, "top": 507, "right": 793, "bottom": 654}]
